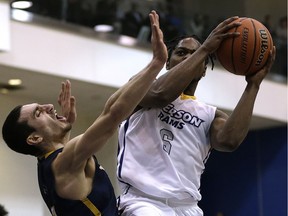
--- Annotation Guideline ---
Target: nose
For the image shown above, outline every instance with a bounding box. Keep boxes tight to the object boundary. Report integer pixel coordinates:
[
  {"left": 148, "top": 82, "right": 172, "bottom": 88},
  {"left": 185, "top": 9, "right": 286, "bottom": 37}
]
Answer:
[{"left": 39, "top": 104, "right": 54, "bottom": 112}]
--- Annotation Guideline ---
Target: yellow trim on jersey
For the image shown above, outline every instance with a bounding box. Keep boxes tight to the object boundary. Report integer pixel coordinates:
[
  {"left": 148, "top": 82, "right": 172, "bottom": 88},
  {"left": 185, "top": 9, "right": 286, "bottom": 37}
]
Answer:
[
  {"left": 180, "top": 93, "right": 196, "bottom": 100},
  {"left": 82, "top": 197, "right": 101, "bottom": 216},
  {"left": 38, "top": 150, "right": 56, "bottom": 159},
  {"left": 43, "top": 150, "right": 55, "bottom": 159}
]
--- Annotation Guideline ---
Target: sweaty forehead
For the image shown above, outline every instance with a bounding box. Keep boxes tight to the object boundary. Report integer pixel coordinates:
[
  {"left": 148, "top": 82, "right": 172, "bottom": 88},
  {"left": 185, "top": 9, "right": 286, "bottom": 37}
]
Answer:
[
  {"left": 19, "top": 103, "right": 38, "bottom": 121},
  {"left": 177, "top": 38, "right": 201, "bottom": 50}
]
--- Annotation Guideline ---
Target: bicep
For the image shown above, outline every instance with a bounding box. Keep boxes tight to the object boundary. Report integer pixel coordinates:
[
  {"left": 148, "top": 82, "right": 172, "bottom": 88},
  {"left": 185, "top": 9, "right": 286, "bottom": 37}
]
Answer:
[
  {"left": 210, "top": 109, "right": 231, "bottom": 152},
  {"left": 56, "top": 113, "right": 118, "bottom": 173},
  {"left": 138, "top": 78, "right": 177, "bottom": 108},
  {"left": 74, "top": 113, "right": 118, "bottom": 161}
]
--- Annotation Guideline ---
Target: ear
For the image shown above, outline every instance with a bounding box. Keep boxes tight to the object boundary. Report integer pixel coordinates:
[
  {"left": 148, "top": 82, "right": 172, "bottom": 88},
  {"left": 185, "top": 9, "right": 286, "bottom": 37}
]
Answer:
[{"left": 26, "top": 133, "right": 43, "bottom": 146}]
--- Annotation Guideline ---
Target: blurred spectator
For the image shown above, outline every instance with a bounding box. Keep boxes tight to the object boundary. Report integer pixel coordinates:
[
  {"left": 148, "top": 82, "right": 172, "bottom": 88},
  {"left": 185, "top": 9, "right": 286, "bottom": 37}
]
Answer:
[
  {"left": 202, "top": 15, "right": 212, "bottom": 39},
  {"left": 262, "top": 15, "right": 275, "bottom": 35},
  {"left": 45, "top": 0, "right": 63, "bottom": 20},
  {"left": 0, "top": 204, "right": 8, "bottom": 216},
  {"left": 163, "top": 3, "right": 184, "bottom": 40},
  {"left": 78, "top": 0, "right": 97, "bottom": 27},
  {"left": 66, "top": 0, "right": 82, "bottom": 24},
  {"left": 121, "top": 2, "right": 143, "bottom": 38},
  {"left": 94, "top": 0, "right": 116, "bottom": 26},
  {"left": 188, "top": 13, "right": 205, "bottom": 40},
  {"left": 274, "top": 16, "right": 287, "bottom": 78}
]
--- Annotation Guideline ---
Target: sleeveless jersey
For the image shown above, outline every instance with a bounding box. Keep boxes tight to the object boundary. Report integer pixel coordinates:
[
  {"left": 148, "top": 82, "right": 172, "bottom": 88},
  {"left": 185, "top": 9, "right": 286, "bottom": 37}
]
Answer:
[
  {"left": 37, "top": 148, "right": 118, "bottom": 216},
  {"left": 117, "top": 95, "right": 216, "bottom": 201}
]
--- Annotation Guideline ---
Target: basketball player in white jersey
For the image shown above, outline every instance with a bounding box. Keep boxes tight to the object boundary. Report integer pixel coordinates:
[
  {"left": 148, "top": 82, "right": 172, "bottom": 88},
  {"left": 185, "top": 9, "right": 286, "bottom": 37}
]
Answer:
[{"left": 117, "top": 15, "right": 276, "bottom": 216}]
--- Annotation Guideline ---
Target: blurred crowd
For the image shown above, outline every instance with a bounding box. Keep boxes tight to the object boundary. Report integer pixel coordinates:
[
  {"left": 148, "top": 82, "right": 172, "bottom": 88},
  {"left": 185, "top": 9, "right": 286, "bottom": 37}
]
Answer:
[{"left": 19, "top": 0, "right": 287, "bottom": 80}]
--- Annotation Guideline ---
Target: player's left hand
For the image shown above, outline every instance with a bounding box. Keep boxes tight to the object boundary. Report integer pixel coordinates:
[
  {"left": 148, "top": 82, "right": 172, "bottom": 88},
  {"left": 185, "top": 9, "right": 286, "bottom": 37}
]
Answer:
[
  {"left": 246, "top": 46, "right": 276, "bottom": 85},
  {"left": 149, "top": 10, "right": 167, "bottom": 65},
  {"left": 58, "top": 80, "right": 77, "bottom": 124}
]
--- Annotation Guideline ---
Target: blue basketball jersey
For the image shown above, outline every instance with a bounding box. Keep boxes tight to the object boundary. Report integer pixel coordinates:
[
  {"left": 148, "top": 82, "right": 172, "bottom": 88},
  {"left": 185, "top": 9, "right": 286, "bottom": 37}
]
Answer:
[{"left": 37, "top": 148, "right": 118, "bottom": 216}]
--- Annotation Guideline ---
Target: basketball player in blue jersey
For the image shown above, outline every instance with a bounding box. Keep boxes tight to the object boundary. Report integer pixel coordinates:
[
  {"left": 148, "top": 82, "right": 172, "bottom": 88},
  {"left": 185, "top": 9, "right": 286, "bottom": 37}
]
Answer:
[
  {"left": 1, "top": 11, "right": 167, "bottom": 216},
  {"left": 117, "top": 16, "right": 276, "bottom": 216}
]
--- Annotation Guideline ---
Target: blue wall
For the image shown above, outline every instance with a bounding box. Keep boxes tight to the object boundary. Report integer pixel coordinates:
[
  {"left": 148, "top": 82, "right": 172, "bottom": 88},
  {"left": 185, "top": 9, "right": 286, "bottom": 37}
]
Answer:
[{"left": 199, "top": 125, "right": 287, "bottom": 216}]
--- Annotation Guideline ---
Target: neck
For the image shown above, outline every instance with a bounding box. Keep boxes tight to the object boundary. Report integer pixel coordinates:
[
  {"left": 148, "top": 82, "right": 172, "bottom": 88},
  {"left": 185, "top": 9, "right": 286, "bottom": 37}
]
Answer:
[{"left": 183, "top": 81, "right": 198, "bottom": 96}]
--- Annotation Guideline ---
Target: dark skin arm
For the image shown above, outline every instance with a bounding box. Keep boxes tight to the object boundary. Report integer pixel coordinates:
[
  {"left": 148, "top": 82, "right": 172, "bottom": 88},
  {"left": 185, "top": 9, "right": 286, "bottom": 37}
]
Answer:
[
  {"left": 138, "top": 16, "right": 242, "bottom": 108},
  {"left": 210, "top": 47, "right": 276, "bottom": 152}
]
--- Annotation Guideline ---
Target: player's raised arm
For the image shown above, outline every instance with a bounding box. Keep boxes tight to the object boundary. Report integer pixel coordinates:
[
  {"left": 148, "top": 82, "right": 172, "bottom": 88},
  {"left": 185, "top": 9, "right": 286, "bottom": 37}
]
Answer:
[
  {"left": 139, "top": 16, "right": 241, "bottom": 108},
  {"left": 59, "top": 11, "right": 167, "bottom": 169},
  {"left": 210, "top": 47, "right": 276, "bottom": 152}
]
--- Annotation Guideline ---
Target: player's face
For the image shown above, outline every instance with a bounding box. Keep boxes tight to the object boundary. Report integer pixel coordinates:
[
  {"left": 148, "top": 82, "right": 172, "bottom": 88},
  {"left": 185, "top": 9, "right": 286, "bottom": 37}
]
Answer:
[
  {"left": 167, "top": 37, "right": 205, "bottom": 71},
  {"left": 19, "top": 103, "right": 71, "bottom": 141}
]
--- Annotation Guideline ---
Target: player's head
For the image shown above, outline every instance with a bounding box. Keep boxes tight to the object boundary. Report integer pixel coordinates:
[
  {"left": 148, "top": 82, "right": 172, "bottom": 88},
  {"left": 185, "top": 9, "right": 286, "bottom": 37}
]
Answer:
[
  {"left": 2, "top": 105, "right": 40, "bottom": 156},
  {"left": 165, "top": 35, "right": 213, "bottom": 72},
  {"left": 2, "top": 103, "right": 71, "bottom": 156}
]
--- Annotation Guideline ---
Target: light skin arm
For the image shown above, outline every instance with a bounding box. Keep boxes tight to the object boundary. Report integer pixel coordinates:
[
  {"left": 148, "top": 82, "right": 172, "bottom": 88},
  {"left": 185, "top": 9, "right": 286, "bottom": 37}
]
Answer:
[
  {"left": 53, "top": 11, "right": 166, "bottom": 186},
  {"left": 139, "top": 16, "right": 242, "bottom": 108},
  {"left": 210, "top": 47, "right": 276, "bottom": 152}
]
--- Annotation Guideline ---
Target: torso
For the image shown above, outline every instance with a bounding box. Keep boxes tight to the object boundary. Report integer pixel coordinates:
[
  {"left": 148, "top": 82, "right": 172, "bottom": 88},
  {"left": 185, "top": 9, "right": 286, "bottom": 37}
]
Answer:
[
  {"left": 38, "top": 149, "right": 118, "bottom": 216},
  {"left": 117, "top": 95, "right": 216, "bottom": 201}
]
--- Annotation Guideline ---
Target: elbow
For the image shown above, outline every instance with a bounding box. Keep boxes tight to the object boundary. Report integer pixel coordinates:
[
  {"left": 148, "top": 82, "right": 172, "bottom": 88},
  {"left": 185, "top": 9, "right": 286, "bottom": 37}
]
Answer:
[
  {"left": 140, "top": 90, "right": 178, "bottom": 108},
  {"left": 153, "top": 92, "right": 174, "bottom": 107},
  {"left": 213, "top": 139, "right": 242, "bottom": 152},
  {"left": 103, "top": 100, "right": 127, "bottom": 124},
  {"left": 222, "top": 141, "right": 241, "bottom": 152}
]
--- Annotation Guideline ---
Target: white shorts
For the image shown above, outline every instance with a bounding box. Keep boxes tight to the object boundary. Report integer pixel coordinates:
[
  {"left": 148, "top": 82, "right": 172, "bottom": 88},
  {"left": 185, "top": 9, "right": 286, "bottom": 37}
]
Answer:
[{"left": 118, "top": 187, "right": 203, "bottom": 216}]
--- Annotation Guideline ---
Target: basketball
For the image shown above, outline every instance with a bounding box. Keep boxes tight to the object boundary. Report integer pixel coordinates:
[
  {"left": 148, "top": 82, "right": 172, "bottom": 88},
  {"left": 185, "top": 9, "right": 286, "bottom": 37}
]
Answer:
[{"left": 216, "top": 17, "right": 273, "bottom": 76}]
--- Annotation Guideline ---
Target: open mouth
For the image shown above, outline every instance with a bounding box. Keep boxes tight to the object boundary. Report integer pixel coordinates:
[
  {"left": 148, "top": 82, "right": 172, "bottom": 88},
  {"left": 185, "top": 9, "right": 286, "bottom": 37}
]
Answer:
[{"left": 54, "top": 110, "right": 66, "bottom": 121}]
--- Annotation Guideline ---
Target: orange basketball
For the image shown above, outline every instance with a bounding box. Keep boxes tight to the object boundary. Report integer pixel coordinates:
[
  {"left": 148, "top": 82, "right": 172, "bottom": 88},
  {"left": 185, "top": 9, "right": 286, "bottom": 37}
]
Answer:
[{"left": 216, "top": 17, "right": 273, "bottom": 76}]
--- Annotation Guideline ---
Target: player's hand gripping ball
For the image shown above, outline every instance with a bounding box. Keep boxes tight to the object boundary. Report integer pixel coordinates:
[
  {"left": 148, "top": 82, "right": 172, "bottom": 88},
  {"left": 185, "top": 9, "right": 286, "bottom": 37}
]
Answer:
[{"left": 216, "top": 17, "right": 274, "bottom": 76}]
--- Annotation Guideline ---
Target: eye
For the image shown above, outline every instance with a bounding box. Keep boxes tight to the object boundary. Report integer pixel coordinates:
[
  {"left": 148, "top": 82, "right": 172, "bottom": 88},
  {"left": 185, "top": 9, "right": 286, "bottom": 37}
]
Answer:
[
  {"left": 175, "top": 50, "right": 187, "bottom": 56},
  {"left": 35, "top": 109, "right": 41, "bottom": 117}
]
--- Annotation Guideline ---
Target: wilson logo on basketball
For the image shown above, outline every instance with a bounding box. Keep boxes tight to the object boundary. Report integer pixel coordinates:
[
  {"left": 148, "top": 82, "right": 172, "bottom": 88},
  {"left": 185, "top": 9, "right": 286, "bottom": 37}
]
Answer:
[{"left": 255, "top": 29, "right": 269, "bottom": 66}]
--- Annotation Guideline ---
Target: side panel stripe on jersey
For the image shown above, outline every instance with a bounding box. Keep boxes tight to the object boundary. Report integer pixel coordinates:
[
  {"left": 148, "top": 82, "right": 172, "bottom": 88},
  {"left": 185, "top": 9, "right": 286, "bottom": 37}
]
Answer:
[
  {"left": 81, "top": 198, "right": 101, "bottom": 216},
  {"left": 117, "top": 118, "right": 130, "bottom": 179}
]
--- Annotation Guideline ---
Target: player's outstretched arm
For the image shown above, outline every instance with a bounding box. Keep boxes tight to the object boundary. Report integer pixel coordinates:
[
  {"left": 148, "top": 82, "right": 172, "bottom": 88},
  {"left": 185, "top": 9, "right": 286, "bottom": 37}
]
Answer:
[
  {"left": 60, "top": 11, "right": 166, "bottom": 169},
  {"left": 139, "top": 16, "right": 241, "bottom": 108},
  {"left": 210, "top": 47, "right": 276, "bottom": 152}
]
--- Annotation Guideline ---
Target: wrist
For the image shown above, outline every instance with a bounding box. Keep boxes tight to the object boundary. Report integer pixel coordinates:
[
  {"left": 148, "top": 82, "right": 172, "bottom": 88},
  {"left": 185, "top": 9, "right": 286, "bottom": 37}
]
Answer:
[{"left": 150, "top": 58, "right": 166, "bottom": 69}]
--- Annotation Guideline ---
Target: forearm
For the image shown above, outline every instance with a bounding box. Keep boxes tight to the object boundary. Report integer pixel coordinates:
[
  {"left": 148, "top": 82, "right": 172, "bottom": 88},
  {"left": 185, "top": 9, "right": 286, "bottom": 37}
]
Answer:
[
  {"left": 140, "top": 46, "right": 210, "bottom": 107},
  {"left": 104, "top": 60, "right": 164, "bottom": 121},
  {"left": 218, "top": 83, "right": 260, "bottom": 150}
]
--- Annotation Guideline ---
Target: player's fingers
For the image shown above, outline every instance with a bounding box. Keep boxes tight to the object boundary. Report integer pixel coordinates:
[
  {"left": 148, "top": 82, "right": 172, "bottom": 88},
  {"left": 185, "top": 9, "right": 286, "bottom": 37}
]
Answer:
[
  {"left": 216, "top": 17, "right": 241, "bottom": 33},
  {"left": 266, "top": 46, "right": 276, "bottom": 70},
  {"left": 58, "top": 82, "right": 65, "bottom": 105},
  {"left": 221, "top": 31, "right": 240, "bottom": 39}
]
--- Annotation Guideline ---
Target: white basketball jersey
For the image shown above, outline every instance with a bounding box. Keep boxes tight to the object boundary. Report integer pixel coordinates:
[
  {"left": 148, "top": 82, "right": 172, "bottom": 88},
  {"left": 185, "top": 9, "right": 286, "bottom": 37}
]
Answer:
[{"left": 117, "top": 95, "right": 216, "bottom": 201}]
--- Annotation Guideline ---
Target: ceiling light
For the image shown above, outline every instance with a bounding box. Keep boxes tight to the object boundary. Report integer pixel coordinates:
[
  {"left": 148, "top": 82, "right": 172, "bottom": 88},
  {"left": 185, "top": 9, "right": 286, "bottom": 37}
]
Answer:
[
  {"left": 94, "top": 24, "right": 114, "bottom": 33},
  {"left": 11, "top": 9, "right": 33, "bottom": 22},
  {"left": 8, "top": 79, "right": 22, "bottom": 86},
  {"left": 118, "top": 35, "right": 137, "bottom": 46},
  {"left": 11, "top": 1, "right": 33, "bottom": 9}
]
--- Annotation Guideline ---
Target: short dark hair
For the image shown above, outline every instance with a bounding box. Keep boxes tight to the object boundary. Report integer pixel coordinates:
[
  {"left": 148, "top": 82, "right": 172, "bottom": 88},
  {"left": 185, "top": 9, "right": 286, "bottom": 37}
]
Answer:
[
  {"left": 165, "top": 35, "right": 214, "bottom": 69},
  {"left": 2, "top": 105, "right": 41, "bottom": 156}
]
